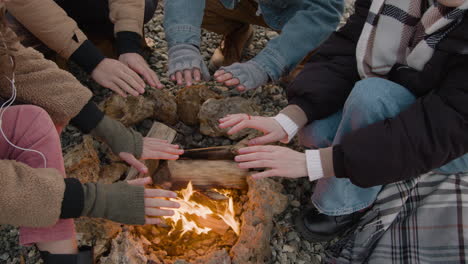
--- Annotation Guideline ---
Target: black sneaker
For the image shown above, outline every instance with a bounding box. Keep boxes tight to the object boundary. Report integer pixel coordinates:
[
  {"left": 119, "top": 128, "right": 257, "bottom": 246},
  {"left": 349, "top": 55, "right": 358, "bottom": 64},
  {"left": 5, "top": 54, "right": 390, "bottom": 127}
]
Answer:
[
  {"left": 40, "top": 246, "right": 94, "bottom": 264},
  {"left": 295, "top": 206, "right": 366, "bottom": 242}
]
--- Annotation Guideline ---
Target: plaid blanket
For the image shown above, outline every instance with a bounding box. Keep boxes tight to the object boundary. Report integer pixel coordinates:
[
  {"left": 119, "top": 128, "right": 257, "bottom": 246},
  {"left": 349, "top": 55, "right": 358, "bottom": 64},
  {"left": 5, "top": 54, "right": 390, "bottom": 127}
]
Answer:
[
  {"left": 356, "top": 0, "right": 468, "bottom": 78},
  {"left": 326, "top": 172, "right": 468, "bottom": 263}
]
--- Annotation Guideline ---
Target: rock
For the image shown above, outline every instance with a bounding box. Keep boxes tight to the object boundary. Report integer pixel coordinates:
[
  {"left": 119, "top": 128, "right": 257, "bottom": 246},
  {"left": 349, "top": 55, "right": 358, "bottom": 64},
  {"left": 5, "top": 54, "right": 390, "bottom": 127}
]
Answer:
[
  {"left": 100, "top": 229, "right": 148, "bottom": 264},
  {"left": 64, "top": 136, "right": 100, "bottom": 183},
  {"left": 196, "top": 249, "right": 231, "bottom": 264},
  {"left": 99, "top": 163, "right": 129, "bottom": 184},
  {"left": 291, "top": 200, "right": 301, "bottom": 208},
  {"left": 230, "top": 177, "right": 288, "bottom": 264},
  {"left": 198, "top": 97, "right": 259, "bottom": 140},
  {"left": 148, "top": 89, "right": 178, "bottom": 125},
  {"left": 103, "top": 94, "right": 155, "bottom": 126},
  {"left": 75, "top": 218, "right": 122, "bottom": 260},
  {"left": 176, "top": 85, "right": 221, "bottom": 125},
  {"left": 283, "top": 245, "right": 296, "bottom": 253}
]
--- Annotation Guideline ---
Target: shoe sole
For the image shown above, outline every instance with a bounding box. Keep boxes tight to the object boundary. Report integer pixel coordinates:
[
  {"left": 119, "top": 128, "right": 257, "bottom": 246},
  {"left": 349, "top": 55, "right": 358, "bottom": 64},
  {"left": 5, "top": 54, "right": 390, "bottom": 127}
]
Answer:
[{"left": 294, "top": 211, "right": 339, "bottom": 243}]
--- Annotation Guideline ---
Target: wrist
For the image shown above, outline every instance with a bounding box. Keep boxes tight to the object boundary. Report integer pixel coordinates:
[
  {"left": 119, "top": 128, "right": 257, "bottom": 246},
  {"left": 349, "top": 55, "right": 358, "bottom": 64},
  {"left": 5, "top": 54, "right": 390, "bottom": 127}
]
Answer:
[
  {"left": 70, "top": 40, "right": 106, "bottom": 74},
  {"left": 115, "top": 31, "right": 143, "bottom": 56},
  {"left": 273, "top": 113, "right": 299, "bottom": 143},
  {"left": 305, "top": 150, "right": 325, "bottom": 182}
]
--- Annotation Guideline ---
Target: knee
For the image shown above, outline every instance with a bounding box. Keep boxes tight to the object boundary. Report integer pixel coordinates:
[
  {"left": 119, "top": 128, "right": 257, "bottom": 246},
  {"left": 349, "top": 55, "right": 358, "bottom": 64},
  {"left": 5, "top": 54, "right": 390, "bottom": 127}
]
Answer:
[
  {"left": 16, "top": 105, "right": 55, "bottom": 137},
  {"left": 344, "top": 78, "right": 414, "bottom": 116},
  {"left": 144, "top": 0, "right": 158, "bottom": 24}
]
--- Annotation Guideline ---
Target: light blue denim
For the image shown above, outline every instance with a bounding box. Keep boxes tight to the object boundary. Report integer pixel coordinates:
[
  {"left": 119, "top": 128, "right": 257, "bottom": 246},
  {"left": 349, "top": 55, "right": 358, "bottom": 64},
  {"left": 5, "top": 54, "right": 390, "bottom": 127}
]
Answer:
[
  {"left": 299, "top": 78, "right": 468, "bottom": 216},
  {"left": 163, "top": 0, "right": 343, "bottom": 81}
]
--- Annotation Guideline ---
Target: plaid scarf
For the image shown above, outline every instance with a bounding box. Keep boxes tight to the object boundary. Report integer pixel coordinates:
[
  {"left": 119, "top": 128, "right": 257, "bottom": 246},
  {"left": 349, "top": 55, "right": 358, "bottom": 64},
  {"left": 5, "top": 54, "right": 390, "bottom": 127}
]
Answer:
[
  {"left": 326, "top": 172, "right": 468, "bottom": 263},
  {"left": 357, "top": 0, "right": 468, "bottom": 78}
]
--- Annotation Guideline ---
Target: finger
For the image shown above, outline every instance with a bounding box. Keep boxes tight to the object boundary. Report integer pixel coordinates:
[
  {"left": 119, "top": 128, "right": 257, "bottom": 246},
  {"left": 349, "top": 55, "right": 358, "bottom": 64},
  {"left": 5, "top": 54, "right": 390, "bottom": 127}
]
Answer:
[
  {"left": 171, "top": 74, "right": 176, "bottom": 81},
  {"left": 119, "top": 152, "right": 148, "bottom": 174},
  {"left": 144, "top": 188, "right": 178, "bottom": 198},
  {"left": 215, "top": 72, "right": 233, "bottom": 83},
  {"left": 115, "top": 78, "right": 139, "bottom": 97},
  {"left": 238, "top": 145, "right": 277, "bottom": 154},
  {"left": 219, "top": 114, "right": 243, "bottom": 122},
  {"left": 237, "top": 85, "right": 247, "bottom": 92},
  {"left": 123, "top": 71, "right": 146, "bottom": 94},
  {"left": 176, "top": 71, "right": 183, "bottom": 85},
  {"left": 152, "top": 73, "right": 164, "bottom": 89},
  {"left": 127, "top": 177, "right": 153, "bottom": 186},
  {"left": 193, "top": 69, "right": 201, "bottom": 82},
  {"left": 249, "top": 133, "right": 280, "bottom": 145},
  {"left": 145, "top": 217, "right": 163, "bottom": 225},
  {"left": 140, "top": 66, "right": 158, "bottom": 88},
  {"left": 124, "top": 66, "right": 146, "bottom": 92},
  {"left": 235, "top": 152, "right": 273, "bottom": 162},
  {"left": 184, "top": 69, "right": 193, "bottom": 86},
  {"left": 227, "top": 120, "right": 252, "bottom": 135},
  {"left": 107, "top": 82, "right": 127, "bottom": 97},
  {"left": 252, "top": 169, "right": 279, "bottom": 179},
  {"left": 145, "top": 207, "right": 175, "bottom": 217},
  {"left": 214, "top": 69, "right": 225, "bottom": 78},
  {"left": 144, "top": 152, "right": 180, "bottom": 160},
  {"left": 145, "top": 198, "right": 180, "bottom": 208},
  {"left": 238, "top": 160, "right": 274, "bottom": 170},
  {"left": 218, "top": 116, "right": 245, "bottom": 129},
  {"left": 224, "top": 78, "right": 240, "bottom": 86}
]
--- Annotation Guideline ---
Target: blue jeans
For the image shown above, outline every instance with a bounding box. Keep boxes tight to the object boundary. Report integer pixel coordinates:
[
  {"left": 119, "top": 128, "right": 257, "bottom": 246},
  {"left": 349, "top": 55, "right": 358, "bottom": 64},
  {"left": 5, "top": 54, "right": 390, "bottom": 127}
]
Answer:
[{"left": 300, "top": 78, "right": 468, "bottom": 216}]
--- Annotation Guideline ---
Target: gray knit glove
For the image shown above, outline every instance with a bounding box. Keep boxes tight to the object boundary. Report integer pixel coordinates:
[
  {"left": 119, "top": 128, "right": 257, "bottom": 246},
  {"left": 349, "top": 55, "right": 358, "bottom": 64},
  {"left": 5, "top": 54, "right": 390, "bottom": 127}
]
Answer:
[
  {"left": 220, "top": 61, "right": 269, "bottom": 90},
  {"left": 168, "top": 44, "right": 210, "bottom": 81},
  {"left": 81, "top": 182, "right": 145, "bottom": 225}
]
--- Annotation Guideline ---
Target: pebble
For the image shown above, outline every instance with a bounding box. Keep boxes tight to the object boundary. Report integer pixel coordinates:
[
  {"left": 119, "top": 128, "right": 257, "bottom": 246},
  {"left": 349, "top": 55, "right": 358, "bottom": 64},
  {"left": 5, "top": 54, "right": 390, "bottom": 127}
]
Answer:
[
  {"left": 282, "top": 245, "right": 296, "bottom": 253},
  {"left": 291, "top": 200, "right": 301, "bottom": 207}
]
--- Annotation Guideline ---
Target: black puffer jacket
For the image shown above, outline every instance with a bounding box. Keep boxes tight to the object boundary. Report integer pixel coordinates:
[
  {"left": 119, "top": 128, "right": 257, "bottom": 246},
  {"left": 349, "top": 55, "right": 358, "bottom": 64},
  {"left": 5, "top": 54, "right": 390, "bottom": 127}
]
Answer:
[{"left": 287, "top": 0, "right": 468, "bottom": 187}]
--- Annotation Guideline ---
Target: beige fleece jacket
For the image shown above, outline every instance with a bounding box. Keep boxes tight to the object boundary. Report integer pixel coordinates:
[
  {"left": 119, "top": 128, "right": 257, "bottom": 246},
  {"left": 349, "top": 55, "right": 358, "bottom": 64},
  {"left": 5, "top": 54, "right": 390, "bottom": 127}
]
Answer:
[
  {"left": 0, "top": 28, "right": 92, "bottom": 125},
  {"left": 0, "top": 160, "right": 65, "bottom": 227},
  {"left": 5, "top": 0, "right": 144, "bottom": 59}
]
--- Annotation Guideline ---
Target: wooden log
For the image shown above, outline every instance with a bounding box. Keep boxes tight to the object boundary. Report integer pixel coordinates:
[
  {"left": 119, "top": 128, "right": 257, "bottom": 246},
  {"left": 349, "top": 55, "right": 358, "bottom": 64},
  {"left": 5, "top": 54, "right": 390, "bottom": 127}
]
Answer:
[
  {"left": 154, "top": 160, "right": 248, "bottom": 190},
  {"left": 180, "top": 146, "right": 235, "bottom": 160},
  {"left": 192, "top": 214, "right": 229, "bottom": 235},
  {"left": 125, "top": 122, "right": 177, "bottom": 180}
]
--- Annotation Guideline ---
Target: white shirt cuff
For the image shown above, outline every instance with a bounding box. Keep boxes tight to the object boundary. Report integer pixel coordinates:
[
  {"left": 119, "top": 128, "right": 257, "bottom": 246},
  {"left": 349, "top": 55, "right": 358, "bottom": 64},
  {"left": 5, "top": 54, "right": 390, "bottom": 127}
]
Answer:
[
  {"left": 305, "top": 150, "right": 325, "bottom": 182},
  {"left": 273, "top": 113, "right": 299, "bottom": 143}
]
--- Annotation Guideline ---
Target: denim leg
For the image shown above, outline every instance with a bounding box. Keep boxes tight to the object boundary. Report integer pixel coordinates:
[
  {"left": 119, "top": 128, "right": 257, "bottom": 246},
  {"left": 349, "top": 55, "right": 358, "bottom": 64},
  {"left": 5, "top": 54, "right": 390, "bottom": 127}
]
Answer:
[{"left": 309, "top": 78, "right": 417, "bottom": 216}]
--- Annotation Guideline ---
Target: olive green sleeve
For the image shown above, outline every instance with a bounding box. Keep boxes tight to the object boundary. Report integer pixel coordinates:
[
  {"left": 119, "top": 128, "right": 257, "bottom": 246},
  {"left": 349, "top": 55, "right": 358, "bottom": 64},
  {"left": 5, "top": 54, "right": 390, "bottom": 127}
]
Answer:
[
  {"left": 91, "top": 116, "right": 143, "bottom": 158},
  {"left": 81, "top": 181, "right": 145, "bottom": 225}
]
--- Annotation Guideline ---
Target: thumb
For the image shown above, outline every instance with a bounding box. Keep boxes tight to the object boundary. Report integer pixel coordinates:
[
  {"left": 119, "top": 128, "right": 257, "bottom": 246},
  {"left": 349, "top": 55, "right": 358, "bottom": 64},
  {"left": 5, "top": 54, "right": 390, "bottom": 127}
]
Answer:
[
  {"left": 127, "top": 177, "right": 153, "bottom": 186},
  {"left": 200, "top": 62, "right": 211, "bottom": 81},
  {"left": 119, "top": 152, "right": 149, "bottom": 174}
]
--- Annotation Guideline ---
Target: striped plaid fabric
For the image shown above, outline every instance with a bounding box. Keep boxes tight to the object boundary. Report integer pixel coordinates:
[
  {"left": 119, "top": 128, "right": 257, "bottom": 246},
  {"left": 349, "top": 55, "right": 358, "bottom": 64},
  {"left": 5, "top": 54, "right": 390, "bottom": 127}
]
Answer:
[
  {"left": 356, "top": 0, "right": 468, "bottom": 78},
  {"left": 326, "top": 172, "right": 468, "bottom": 263}
]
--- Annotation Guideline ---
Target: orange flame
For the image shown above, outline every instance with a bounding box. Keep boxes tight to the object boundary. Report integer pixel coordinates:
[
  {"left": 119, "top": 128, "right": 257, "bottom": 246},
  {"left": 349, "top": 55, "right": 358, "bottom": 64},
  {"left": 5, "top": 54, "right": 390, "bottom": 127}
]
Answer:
[{"left": 163, "top": 182, "right": 240, "bottom": 236}]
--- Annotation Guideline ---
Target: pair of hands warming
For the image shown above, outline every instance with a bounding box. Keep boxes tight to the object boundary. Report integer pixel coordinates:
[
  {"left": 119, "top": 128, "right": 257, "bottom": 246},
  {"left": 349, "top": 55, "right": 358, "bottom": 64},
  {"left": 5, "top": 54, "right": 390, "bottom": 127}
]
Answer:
[
  {"left": 168, "top": 44, "right": 268, "bottom": 91},
  {"left": 219, "top": 114, "right": 308, "bottom": 179},
  {"left": 92, "top": 53, "right": 163, "bottom": 97}
]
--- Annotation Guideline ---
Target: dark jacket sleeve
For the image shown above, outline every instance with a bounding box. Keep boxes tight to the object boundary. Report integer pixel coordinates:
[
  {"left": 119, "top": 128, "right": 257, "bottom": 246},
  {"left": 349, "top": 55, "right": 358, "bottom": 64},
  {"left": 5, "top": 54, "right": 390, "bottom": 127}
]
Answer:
[
  {"left": 334, "top": 54, "right": 468, "bottom": 187},
  {"left": 286, "top": 0, "right": 370, "bottom": 123}
]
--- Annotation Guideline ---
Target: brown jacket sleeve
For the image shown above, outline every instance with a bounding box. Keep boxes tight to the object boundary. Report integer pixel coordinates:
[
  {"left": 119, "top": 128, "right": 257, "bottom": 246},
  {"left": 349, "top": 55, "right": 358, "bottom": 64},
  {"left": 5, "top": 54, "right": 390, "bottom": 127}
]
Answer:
[
  {"left": 6, "top": 0, "right": 144, "bottom": 59},
  {"left": 0, "top": 160, "right": 65, "bottom": 227},
  {"left": 0, "top": 29, "right": 92, "bottom": 125},
  {"left": 109, "top": 0, "right": 145, "bottom": 36}
]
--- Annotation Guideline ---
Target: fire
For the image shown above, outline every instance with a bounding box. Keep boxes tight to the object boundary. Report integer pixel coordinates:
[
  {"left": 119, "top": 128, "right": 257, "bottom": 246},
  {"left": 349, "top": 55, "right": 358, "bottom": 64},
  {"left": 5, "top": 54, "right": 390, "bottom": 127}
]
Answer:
[{"left": 162, "top": 182, "right": 240, "bottom": 237}]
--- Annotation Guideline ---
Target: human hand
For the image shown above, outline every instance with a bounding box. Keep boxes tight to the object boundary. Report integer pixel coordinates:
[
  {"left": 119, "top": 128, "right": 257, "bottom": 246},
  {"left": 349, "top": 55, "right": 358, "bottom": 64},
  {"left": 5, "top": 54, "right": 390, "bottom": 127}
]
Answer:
[
  {"left": 168, "top": 44, "right": 210, "bottom": 86},
  {"left": 219, "top": 114, "right": 287, "bottom": 145},
  {"left": 214, "top": 61, "right": 268, "bottom": 92},
  {"left": 91, "top": 58, "right": 146, "bottom": 97},
  {"left": 119, "top": 138, "right": 184, "bottom": 174},
  {"left": 235, "top": 145, "right": 307, "bottom": 179},
  {"left": 119, "top": 53, "right": 163, "bottom": 89},
  {"left": 127, "top": 177, "right": 181, "bottom": 225}
]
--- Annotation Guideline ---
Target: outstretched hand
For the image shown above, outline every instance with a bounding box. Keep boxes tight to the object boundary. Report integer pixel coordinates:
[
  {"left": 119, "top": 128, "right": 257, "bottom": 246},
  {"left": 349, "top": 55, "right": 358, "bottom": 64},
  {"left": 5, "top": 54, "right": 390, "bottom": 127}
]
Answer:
[
  {"left": 119, "top": 53, "right": 163, "bottom": 89},
  {"left": 219, "top": 114, "right": 288, "bottom": 145},
  {"left": 235, "top": 145, "right": 307, "bottom": 179},
  {"left": 127, "top": 177, "right": 181, "bottom": 225},
  {"left": 120, "top": 138, "right": 184, "bottom": 174}
]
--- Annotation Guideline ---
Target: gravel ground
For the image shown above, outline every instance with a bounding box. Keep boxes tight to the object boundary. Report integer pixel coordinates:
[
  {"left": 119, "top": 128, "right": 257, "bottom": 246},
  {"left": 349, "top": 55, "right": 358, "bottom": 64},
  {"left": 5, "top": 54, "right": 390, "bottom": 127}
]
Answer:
[{"left": 0, "top": 2, "right": 354, "bottom": 263}]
